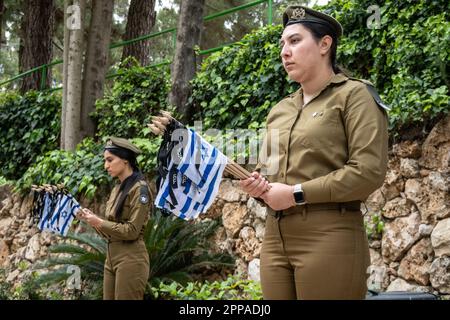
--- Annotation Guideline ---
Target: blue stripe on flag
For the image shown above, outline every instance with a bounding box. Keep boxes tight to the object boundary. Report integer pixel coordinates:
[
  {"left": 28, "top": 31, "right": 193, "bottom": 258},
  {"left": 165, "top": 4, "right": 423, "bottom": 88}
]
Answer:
[
  {"left": 39, "top": 194, "right": 52, "bottom": 230},
  {"left": 198, "top": 148, "right": 217, "bottom": 189},
  {"left": 61, "top": 203, "right": 79, "bottom": 236}
]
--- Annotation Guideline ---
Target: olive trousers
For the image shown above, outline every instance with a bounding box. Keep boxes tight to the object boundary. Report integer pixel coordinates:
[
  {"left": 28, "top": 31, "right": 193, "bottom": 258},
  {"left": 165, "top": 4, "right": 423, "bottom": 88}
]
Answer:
[
  {"left": 103, "top": 240, "right": 149, "bottom": 300},
  {"left": 260, "top": 208, "right": 370, "bottom": 300}
]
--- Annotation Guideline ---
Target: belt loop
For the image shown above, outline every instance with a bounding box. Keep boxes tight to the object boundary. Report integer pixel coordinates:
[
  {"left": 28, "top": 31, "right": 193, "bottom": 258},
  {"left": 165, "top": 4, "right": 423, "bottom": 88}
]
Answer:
[
  {"left": 301, "top": 205, "right": 307, "bottom": 220},
  {"left": 340, "top": 204, "right": 346, "bottom": 216}
]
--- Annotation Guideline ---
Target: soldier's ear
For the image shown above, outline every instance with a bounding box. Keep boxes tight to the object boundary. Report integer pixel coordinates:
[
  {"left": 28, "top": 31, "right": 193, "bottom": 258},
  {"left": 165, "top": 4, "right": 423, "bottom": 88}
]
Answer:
[{"left": 319, "top": 35, "right": 333, "bottom": 56}]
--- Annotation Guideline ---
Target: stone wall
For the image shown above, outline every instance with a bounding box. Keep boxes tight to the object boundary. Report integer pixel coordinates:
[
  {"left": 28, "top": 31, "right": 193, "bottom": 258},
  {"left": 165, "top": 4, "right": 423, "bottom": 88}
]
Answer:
[
  {"left": 0, "top": 186, "right": 105, "bottom": 289},
  {"left": 0, "top": 186, "right": 55, "bottom": 285},
  {"left": 207, "top": 115, "right": 450, "bottom": 296},
  {"left": 364, "top": 116, "right": 450, "bottom": 296},
  {"left": 0, "top": 116, "right": 449, "bottom": 298}
]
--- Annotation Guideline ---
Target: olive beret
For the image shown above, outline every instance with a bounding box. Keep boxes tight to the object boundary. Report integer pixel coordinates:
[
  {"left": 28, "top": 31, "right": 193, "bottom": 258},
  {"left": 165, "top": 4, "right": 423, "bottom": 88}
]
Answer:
[
  {"left": 283, "top": 5, "right": 343, "bottom": 38},
  {"left": 105, "top": 137, "right": 142, "bottom": 155}
]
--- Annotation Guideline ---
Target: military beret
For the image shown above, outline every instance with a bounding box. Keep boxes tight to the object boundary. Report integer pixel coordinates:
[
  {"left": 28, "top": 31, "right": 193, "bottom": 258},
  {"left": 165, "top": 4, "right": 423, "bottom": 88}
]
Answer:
[
  {"left": 283, "top": 5, "right": 343, "bottom": 38},
  {"left": 105, "top": 137, "right": 142, "bottom": 155}
]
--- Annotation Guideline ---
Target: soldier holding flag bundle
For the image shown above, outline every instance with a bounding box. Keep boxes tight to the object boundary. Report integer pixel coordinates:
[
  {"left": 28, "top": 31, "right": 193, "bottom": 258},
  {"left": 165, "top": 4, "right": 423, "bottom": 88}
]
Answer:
[
  {"left": 77, "top": 137, "right": 152, "bottom": 300},
  {"left": 240, "top": 5, "right": 389, "bottom": 300}
]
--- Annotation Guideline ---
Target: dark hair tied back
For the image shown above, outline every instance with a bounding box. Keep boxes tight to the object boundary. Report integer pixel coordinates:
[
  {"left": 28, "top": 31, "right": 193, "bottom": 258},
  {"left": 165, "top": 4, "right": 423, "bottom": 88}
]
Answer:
[{"left": 300, "top": 21, "right": 342, "bottom": 74}]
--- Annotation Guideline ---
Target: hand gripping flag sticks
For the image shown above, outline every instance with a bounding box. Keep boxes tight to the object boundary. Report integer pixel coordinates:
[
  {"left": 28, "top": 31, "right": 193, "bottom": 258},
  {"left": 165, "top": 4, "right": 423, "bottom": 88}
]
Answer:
[
  {"left": 148, "top": 111, "right": 269, "bottom": 221},
  {"left": 30, "top": 184, "right": 81, "bottom": 237}
]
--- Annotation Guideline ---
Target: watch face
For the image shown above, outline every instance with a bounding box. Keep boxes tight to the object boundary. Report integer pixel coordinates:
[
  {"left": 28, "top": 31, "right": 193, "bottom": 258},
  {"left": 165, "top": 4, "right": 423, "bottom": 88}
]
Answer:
[{"left": 294, "top": 191, "right": 304, "bottom": 204}]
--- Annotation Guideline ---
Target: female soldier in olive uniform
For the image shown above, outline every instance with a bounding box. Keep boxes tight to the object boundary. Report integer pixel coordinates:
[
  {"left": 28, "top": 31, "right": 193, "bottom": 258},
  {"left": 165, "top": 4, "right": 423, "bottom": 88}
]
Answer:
[
  {"left": 78, "top": 137, "right": 151, "bottom": 300},
  {"left": 240, "top": 6, "right": 388, "bottom": 299}
]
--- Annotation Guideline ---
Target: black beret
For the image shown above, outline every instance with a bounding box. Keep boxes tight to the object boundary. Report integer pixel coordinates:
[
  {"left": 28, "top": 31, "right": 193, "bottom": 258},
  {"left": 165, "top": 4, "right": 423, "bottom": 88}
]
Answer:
[{"left": 283, "top": 6, "right": 343, "bottom": 38}]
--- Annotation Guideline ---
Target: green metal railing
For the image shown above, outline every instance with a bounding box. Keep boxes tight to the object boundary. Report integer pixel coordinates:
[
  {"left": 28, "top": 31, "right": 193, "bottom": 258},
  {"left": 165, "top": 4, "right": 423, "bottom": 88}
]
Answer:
[{"left": 0, "top": 0, "right": 274, "bottom": 91}]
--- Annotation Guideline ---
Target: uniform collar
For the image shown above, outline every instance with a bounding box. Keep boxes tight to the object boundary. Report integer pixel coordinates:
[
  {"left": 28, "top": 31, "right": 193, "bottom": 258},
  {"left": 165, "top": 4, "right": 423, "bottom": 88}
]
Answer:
[
  {"left": 295, "top": 73, "right": 348, "bottom": 107},
  {"left": 329, "top": 73, "right": 348, "bottom": 84}
]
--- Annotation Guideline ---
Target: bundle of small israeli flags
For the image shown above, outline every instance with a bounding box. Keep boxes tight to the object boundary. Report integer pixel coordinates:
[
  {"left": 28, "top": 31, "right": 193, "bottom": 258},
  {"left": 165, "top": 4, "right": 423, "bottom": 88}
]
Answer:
[
  {"left": 31, "top": 188, "right": 80, "bottom": 237},
  {"left": 155, "top": 128, "right": 228, "bottom": 220}
]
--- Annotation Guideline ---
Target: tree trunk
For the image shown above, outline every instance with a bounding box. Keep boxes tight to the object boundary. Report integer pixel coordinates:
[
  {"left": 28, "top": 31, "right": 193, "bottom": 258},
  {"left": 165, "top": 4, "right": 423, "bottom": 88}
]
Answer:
[
  {"left": 80, "top": 0, "right": 114, "bottom": 139},
  {"left": 63, "top": 0, "right": 85, "bottom": 151},
  {"left": 61, "top": 0, "right": 70, "bottom": 149},
  {"left": 19, "top": 0, "right": 54, "bottom": 93},
  {"left": 121, "top": 0, "right": 156, "bottom": 66},
  {"left": 0, "top": 0, "right": 4, "bottom": 47},
  {"left": 169, "top": 0, "right": 205, "bottom": 122}
]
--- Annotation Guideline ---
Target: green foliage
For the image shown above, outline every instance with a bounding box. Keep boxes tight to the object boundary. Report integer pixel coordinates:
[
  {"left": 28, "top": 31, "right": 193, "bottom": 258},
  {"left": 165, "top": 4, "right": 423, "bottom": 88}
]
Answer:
[
  {"left": 15, "top": 136, "right": 163, "bottom": 198},
  {"left": 152, "top": 274, "right": 263, "bottom": 300},
  {"left": 0, "top": 176, "right": 10, "bottom": 186},
  {"left": 131, "top": 136, "right": 162, "bottom": 176},
  {"left": 94, "top": 58, "right": 171, "bottom": 139},
  {"left": 365, "top": 212, "right": 385, "bottom": 240},
  {"left": 0, "top": 269, "right": 12, "bottom": 299},
  {"left": 0, "top": 268, "right": 45, "bottom": 300},
  {"left": 11, "top": 272, "right": 45, "bottom": 300},
  {"left": 190, "top": 0, "right": 449, "bottom": 138},
  {"left": 0, "top": 90, "right": 61, "bottom": 180},
  {"left": 35, "top": 231, "right": 107, "bottom": 279},
  {"left": 324, "top": 0, "right": 449, "bottom": 138},
  {"left": 33, "top": 212, "right": 233, "bottom": 299},
  {"left": 145, "top": 211, "right": 234, "bottom": 295},
  {"left": 33, "top": 230, "right": 107, "bottom": 300},
  {"left": 189, "top": 24, "right": 298, "bottom": 130},
  {"left": 15, "top": 138, "right": 111, "bottom": 198}
]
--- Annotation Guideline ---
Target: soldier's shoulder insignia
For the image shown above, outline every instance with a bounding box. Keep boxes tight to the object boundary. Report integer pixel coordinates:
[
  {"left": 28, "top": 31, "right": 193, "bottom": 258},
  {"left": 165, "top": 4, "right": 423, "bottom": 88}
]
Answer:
[
  {"left": 350, "top": 77, "right": 390, "bottom": 111},
  {"left": 139, "top": 184, "right": 150, "bottom": 204},
  {"left": 140, "top": 194, "right": 149, "bottom": 204},
  {"left": 364, "top": 83, "right": 391, "bottom": 111}
]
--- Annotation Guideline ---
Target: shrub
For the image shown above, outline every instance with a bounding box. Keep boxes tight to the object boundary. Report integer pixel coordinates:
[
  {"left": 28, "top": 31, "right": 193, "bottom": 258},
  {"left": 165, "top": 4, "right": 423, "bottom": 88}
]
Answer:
[
  {"left": 145, "top": 211, "right": 234, "bottom": 292},
  {"left": 364, "top": 212, "right": 385, "bottom": 240},
  {"left": 33, "top": 230, "right": 107, "bottom": 300},
  {"left": 152, "top": 274, "right": 263, "bottom": 300},
  {"left": 0, "top": 90, "right": 61, "bottom": 180},
  {"left": 131, "top": 136, "right": 162, "bottom": 176},
  {"left": 189, "top": 0, "right": 449, "bottom": 139},
  {"left": 0, "top": 176, "right": 9, "bottom": 186},
  {"left": 94, "top": 58, "right": 171, "bottom": 139},
  {"left": 0, "top": 268, "right": 45, "bottom": 300},
  {"left": 15, "top": 138, "right": 111, "bottom": 198},
  {"left": 324, "top": 0, "right": 449, "bottom": 139},
  {"left": 15, "top": 137, "right": 163, "bottom": 198},
  {"left": 188, "top": 24, "right": 298, "bottom": 130},
  {"left": 34, "top": 211, "right": 233, "bottom": 299}
]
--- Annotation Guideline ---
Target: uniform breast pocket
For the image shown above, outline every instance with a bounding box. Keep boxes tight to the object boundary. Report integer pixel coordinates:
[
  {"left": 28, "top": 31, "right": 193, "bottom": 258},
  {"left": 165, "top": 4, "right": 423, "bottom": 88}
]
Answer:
[{"left": 302, "top": 106, "right": 342, "bottom": 150}]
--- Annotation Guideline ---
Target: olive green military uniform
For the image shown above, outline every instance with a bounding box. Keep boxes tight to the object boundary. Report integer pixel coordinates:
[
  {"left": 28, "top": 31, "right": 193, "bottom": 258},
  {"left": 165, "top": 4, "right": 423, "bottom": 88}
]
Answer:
[
  {"left": 257, "top": 73, "right": 389, "bottom": 299},
  {"left": 96, "top": 137, "right": 151, "bottom": 300},
  {"left": 97, "top": 180, "right": 151, "bottom": 300}
]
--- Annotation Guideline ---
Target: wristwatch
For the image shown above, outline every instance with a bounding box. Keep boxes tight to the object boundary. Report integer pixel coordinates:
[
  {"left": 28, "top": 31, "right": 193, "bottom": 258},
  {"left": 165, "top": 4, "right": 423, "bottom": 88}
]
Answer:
[{"left": 293, "top": 184, "right": 306, "bottom": 205}]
